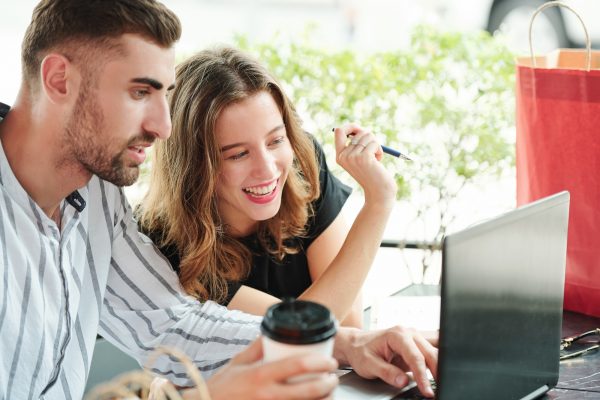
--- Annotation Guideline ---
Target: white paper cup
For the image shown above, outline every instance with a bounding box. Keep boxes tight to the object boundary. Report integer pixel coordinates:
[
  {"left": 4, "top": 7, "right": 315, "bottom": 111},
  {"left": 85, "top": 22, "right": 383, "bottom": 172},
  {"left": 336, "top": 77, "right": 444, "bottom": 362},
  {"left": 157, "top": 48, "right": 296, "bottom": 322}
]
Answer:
[{"left": 261, "top": 299, "right": 337, "bottom": 382}]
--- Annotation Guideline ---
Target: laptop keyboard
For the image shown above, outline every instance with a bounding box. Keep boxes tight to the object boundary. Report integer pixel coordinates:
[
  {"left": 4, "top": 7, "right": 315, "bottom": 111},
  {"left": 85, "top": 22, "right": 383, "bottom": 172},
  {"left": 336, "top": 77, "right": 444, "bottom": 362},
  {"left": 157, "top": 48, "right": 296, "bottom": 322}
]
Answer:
[{"left": 393, "top": 379, "right": 437, "bottom": 399}]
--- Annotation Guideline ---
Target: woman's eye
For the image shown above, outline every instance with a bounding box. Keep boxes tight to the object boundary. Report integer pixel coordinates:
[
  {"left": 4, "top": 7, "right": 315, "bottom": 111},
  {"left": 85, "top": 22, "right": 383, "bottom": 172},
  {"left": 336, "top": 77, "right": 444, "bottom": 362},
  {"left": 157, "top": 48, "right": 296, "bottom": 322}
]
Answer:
[
  {"left": 229, "top": 151, "right": 248, "bottom": 160},
  {"left": 270, "top": 136, "right": 286, "bottom": 146}
]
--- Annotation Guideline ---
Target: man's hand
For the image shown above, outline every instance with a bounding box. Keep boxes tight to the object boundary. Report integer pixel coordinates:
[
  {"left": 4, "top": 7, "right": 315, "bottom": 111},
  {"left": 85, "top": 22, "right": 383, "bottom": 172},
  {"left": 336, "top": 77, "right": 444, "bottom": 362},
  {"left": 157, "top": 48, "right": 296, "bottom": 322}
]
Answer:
[
  {"left": 178, "top": 339, "right": 339, "bottom": 400},
  {"left": 334, "top": 326, "right": 438, "bottom": 398}
]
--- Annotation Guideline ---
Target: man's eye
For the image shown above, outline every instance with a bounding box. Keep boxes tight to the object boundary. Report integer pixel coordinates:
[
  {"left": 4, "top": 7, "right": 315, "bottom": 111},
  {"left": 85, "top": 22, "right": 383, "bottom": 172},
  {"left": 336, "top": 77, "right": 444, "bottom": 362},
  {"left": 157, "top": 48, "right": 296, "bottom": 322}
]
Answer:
[{"left": 131, "top": 89, "right": 150, "bottom": 99}]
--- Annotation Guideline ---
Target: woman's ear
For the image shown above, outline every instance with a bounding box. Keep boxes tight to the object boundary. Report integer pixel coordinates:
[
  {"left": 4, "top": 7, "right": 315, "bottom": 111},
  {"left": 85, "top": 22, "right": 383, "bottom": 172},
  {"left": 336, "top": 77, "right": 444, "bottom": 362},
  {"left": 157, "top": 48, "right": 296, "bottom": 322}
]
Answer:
[{"left": 39, "top": 53, "right": 80, "bottom": 104}]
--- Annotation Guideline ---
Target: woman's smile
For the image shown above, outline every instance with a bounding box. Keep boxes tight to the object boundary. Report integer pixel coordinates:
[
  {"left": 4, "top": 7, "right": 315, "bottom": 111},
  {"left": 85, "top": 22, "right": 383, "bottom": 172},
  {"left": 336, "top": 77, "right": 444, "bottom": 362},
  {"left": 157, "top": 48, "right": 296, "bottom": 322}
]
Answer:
[
  {"left": 243, "top": 179, "right": 278, "bottom": 197},
  {"left": 243, "top": 179, "right": 280, "bottom": 204}
]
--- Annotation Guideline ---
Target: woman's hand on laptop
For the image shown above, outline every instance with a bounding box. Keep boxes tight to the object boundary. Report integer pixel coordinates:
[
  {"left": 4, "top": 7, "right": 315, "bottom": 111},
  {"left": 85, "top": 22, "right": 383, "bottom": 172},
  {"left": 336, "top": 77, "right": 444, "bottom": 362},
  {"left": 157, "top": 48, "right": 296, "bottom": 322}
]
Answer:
[{"left": 334, "top": 326, "right": 438, "bottom": 398}]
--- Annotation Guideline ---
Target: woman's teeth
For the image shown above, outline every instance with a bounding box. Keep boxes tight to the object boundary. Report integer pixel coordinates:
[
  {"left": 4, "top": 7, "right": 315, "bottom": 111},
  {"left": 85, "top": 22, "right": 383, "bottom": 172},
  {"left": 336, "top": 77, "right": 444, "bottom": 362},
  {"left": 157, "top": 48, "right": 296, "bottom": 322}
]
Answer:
[{"left": 243, "top": 181, "right": 277, "bottom": 196}]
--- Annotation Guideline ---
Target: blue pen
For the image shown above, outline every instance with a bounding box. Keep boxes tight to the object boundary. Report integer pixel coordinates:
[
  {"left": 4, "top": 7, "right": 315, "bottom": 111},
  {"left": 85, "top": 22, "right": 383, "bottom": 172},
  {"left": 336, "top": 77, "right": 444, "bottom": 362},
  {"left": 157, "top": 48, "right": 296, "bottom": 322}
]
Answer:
[
  {"left": 380, "top": 144, "right": 412, "bottom": 161},
  {"left": 332, "top": 128, "right": 412, "bottom": 161}
]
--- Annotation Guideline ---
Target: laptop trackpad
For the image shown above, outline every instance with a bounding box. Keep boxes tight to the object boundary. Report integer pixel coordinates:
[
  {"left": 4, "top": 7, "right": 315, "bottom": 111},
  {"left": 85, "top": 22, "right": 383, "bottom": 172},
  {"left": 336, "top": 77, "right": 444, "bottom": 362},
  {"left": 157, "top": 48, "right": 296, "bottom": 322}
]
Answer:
[{"left": 334, "top": 370, "right": 417, "bottom": 400}]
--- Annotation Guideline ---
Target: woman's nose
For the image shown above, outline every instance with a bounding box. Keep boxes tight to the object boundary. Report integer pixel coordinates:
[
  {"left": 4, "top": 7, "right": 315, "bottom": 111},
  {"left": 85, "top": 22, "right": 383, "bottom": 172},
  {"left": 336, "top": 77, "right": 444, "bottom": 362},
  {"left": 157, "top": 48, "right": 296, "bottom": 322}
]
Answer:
[{"left": 252, "top": 149, "right": 277, "bottom": 178}]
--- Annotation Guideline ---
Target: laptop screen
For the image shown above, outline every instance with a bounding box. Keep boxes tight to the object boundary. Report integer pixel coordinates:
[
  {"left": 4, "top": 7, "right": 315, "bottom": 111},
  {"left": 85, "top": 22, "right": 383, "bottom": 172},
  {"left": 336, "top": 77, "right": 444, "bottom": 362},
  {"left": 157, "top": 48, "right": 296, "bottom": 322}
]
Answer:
[{"left": 437, "top": 191, "right": 569, "bottom": 399}]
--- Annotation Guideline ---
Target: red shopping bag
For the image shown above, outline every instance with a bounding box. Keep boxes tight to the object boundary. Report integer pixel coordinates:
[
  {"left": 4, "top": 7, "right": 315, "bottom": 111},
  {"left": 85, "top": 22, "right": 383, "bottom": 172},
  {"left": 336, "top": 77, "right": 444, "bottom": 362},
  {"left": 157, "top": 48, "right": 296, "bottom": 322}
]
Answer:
[{"left": 516, "top": 4, "right": 600, "bottom": 317}]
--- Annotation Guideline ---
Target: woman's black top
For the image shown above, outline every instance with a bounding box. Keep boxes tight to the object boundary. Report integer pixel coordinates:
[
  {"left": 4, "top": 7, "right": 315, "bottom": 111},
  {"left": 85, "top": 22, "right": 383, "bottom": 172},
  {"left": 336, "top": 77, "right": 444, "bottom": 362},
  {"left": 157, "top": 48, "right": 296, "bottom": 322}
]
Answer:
[{"left": 142, "top": 140, "right": 351, "bottom": 305}]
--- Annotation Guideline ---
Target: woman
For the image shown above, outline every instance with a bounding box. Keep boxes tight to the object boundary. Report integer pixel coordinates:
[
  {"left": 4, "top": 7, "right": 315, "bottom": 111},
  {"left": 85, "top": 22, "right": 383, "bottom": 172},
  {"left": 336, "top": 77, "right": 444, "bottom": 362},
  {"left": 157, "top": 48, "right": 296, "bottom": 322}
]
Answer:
[{"left": 138, "top": 47, "right": 397, "bottom": 327}]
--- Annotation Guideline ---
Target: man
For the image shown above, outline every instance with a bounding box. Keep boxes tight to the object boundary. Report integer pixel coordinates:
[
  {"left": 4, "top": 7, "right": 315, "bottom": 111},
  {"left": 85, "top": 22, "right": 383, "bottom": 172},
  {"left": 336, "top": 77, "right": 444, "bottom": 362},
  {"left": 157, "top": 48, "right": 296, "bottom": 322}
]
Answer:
[{"left": 0, "top": 1, "right": 437, "bottom": 399}]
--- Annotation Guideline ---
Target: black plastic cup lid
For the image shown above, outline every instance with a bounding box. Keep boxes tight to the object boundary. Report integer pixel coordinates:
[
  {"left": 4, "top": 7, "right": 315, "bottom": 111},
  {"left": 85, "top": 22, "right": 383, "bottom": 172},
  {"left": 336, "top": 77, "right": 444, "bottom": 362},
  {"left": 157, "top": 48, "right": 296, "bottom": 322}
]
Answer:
[{"left": 261, "top": 298, "right": 337, "bottom": 345}]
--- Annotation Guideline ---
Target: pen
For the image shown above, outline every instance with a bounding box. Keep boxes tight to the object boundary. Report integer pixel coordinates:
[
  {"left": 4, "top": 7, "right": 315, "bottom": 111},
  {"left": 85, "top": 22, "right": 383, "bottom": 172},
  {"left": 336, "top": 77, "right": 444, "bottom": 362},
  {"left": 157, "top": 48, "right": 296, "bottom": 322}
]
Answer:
[
  {"left": 380, "top": 145, "right": 412, "bottom": 161},
  {"left": 331, "top": 128, "right": 412, "bottom": 161}
]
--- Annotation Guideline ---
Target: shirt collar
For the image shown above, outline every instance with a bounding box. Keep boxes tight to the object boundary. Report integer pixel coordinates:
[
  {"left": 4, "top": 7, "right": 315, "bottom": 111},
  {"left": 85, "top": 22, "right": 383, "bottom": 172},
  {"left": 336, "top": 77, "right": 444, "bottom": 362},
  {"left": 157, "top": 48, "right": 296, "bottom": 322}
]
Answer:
[{"left": 0, "top": 105, "right": 87, "bottom": 215}]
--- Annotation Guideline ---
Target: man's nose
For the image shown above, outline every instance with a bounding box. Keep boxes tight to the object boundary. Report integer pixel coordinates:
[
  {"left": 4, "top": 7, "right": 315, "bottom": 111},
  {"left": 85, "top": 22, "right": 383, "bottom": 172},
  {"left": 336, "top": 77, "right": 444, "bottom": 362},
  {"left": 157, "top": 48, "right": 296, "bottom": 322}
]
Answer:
[{"left": 144, "top": 97, "right": 171, "bottom": 140}]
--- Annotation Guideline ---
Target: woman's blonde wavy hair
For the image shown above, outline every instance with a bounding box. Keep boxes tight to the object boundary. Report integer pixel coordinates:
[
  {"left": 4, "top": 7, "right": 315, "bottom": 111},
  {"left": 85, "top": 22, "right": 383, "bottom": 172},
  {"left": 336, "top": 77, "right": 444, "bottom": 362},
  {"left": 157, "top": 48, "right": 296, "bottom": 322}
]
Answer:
[{"left": 139, "top": 47, "right": 320, "bottom": 303}]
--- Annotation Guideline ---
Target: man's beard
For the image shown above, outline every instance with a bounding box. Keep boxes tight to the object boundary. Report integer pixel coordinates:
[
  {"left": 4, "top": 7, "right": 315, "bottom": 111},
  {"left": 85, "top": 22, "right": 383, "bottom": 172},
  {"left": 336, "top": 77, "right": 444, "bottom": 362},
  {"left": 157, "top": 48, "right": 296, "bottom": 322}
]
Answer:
[{"left": 63, "top": 84, "right": 153, "bottom": 187}]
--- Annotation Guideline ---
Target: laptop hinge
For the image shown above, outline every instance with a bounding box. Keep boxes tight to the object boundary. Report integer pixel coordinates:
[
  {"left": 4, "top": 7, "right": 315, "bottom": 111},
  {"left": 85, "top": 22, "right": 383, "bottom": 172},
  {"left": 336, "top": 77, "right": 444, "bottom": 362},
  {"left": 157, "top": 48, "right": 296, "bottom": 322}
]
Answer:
[{"left": 520, "top": 385, "right": 550, "bottom": 400}]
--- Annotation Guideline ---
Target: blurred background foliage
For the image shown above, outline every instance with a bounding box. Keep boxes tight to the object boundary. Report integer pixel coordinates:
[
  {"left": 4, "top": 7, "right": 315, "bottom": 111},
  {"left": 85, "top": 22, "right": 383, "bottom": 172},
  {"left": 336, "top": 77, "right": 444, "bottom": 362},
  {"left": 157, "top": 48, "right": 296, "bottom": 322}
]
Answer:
[
  {"left": 148, "top": 25, "right": 516, "bottom": 279},
  {"left": 235, "top": 25, "right": 516, "bottom": 274}
]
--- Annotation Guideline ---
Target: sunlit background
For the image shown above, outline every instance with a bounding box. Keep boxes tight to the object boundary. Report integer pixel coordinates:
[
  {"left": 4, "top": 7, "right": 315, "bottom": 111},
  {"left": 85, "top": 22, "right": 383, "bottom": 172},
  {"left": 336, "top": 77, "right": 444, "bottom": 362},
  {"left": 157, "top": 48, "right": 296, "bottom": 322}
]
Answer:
[
  {"left": 4, "top": 0, "right": 597, "bottom": 101},
  {"left": 1, "top": 0, "right": 597, "bottom": 307}
]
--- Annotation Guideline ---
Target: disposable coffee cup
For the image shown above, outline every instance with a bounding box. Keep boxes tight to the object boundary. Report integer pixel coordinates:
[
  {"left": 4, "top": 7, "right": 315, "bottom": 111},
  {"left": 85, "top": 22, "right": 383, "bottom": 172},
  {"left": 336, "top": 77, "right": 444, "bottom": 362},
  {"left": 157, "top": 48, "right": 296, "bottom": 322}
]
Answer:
[{"left": 261, "top": 298, "right": 337, "bottom": 381}]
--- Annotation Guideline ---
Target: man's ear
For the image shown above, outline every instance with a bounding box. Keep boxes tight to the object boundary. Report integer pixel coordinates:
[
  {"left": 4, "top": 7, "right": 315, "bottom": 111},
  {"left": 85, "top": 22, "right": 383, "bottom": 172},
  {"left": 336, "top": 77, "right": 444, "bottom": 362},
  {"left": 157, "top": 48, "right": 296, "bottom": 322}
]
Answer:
[{"left": 40, "top": 53, "right": 80, "bottom": 104}]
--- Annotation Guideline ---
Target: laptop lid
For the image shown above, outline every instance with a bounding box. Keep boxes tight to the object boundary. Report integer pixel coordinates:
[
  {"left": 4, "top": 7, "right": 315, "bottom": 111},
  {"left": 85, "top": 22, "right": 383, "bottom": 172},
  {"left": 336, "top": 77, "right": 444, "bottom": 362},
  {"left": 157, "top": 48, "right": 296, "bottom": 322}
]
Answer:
[
  {"left": 334, "top": 191, "right": 569, "bottom": 399},
  {"left": 437, "top": 191, "right": 570, "bottom": 399}
]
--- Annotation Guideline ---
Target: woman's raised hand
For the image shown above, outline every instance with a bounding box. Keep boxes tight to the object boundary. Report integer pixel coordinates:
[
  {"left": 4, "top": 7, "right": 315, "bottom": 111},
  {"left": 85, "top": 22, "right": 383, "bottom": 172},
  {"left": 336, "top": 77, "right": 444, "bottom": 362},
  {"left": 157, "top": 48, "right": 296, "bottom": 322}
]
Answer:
[{"left": 333, "top": 123, "right": 397, "bottom": 207}]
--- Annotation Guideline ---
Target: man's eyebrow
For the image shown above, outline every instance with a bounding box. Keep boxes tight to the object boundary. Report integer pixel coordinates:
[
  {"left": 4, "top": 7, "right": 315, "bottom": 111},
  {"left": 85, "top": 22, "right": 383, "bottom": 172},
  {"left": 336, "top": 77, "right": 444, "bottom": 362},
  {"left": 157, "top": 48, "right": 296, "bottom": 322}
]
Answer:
[
  {"left": 220, "top": 124, "right": 285, "bottom": 152},
  {"left": 131, "top": 77, "right": 175, "bottom": 91}
]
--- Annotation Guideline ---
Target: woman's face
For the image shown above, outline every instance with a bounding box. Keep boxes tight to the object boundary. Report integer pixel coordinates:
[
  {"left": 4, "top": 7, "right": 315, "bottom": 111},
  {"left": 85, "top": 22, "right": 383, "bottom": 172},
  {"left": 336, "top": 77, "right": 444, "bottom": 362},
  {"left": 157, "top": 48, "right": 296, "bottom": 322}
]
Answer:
[{"left": 214, "top": 91, "right": 294, "bottom": 236}]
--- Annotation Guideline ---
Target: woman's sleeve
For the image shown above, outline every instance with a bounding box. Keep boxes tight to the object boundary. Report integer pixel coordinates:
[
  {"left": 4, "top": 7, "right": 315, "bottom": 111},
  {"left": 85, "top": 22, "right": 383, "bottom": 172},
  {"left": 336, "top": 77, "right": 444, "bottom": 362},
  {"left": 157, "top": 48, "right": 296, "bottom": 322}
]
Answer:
[
  {"left": 139, "top": 219, "right": 243, "bottom": 306},
  {"left": 223, "top": 280, "right": 243, "bottom": 306},
  {"left": 139, "top": 224, "right": 182, "bottom": 275}
]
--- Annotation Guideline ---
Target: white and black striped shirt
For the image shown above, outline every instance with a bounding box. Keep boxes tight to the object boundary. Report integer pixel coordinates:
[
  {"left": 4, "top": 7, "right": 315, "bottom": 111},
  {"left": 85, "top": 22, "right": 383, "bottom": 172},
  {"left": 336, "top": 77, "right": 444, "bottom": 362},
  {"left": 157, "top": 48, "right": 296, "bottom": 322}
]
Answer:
[{"left": 0, "top": 141, "right": 261, "bottom": 399}]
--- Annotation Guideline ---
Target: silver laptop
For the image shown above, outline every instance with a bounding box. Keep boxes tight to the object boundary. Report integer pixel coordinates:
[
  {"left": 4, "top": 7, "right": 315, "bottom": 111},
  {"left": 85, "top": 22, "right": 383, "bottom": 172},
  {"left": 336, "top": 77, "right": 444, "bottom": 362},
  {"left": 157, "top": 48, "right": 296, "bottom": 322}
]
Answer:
[{"left": 335, "top": 191, "right": 570, "bottom": 400}]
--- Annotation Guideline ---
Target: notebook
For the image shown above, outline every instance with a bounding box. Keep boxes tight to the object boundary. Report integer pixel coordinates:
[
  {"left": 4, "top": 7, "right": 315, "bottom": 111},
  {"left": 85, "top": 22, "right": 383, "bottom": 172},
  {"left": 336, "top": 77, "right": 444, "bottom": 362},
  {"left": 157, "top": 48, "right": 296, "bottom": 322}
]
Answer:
[{"left": 335, "top": 191, "right": 570, "bottom": 400}]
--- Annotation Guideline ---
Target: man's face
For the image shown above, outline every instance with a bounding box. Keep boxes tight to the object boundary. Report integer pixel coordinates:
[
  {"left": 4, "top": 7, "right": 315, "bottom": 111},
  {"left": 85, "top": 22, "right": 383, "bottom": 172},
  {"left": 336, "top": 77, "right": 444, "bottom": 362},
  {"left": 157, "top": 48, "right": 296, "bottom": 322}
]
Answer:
[{"left": 63, "top": 34, "right": 175, "bottom": 186}]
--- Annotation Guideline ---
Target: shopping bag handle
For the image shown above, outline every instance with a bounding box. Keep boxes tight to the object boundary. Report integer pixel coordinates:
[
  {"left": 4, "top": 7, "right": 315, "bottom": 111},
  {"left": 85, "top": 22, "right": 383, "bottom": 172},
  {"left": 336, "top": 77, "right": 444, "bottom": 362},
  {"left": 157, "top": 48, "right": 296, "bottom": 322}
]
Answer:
[{"left": 529, "top": 0, "right": 591, "bottom": 70}]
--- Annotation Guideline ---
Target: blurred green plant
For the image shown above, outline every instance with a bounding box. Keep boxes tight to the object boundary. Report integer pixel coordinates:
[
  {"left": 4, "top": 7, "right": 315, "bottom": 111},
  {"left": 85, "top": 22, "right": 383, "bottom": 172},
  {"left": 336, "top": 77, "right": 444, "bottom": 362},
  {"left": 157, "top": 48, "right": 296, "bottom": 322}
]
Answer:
[{"left": 236, "top": 25, "right": 516, "bottom": 280}]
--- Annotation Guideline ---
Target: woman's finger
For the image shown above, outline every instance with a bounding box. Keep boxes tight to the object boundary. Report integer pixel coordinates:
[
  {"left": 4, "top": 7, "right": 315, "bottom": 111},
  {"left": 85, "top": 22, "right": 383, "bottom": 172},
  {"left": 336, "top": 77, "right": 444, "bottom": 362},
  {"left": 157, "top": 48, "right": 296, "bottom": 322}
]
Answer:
[
  {"left": 343, "top": 132, "right": 382, "bottom": 161},
  {"left": 333, "top": 123, "right": 369, "bottom": 156}
]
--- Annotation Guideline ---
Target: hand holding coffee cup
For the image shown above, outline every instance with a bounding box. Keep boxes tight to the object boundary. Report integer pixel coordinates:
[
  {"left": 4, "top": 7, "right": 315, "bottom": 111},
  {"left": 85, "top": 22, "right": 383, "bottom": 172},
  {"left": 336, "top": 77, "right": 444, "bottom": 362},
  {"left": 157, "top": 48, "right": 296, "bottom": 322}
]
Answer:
[{"left": 261, "top": 298, "right": 337, "bottom": 382}]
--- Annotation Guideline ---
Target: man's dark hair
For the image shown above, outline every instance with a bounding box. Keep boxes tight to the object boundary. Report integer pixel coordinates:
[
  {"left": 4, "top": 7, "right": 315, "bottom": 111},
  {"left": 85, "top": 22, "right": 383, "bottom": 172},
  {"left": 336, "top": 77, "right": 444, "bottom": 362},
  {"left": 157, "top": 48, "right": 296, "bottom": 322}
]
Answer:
[{"left": 21, "top": 0, "right": 181, "bottom": 88}]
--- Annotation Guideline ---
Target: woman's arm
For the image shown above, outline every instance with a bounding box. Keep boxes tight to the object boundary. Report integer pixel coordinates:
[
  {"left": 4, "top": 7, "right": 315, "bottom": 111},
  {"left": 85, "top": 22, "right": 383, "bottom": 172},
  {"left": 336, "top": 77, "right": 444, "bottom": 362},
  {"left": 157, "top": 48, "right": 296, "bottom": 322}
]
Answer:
[
  {"left": 296, "top": 124, "right": 396, "bottom": 323},
  {"left": 227, "top": 285, "right": 280, "bottom": 315},
  {"left": 304, "top": 211, "right": 364, "bottom": 327}
]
